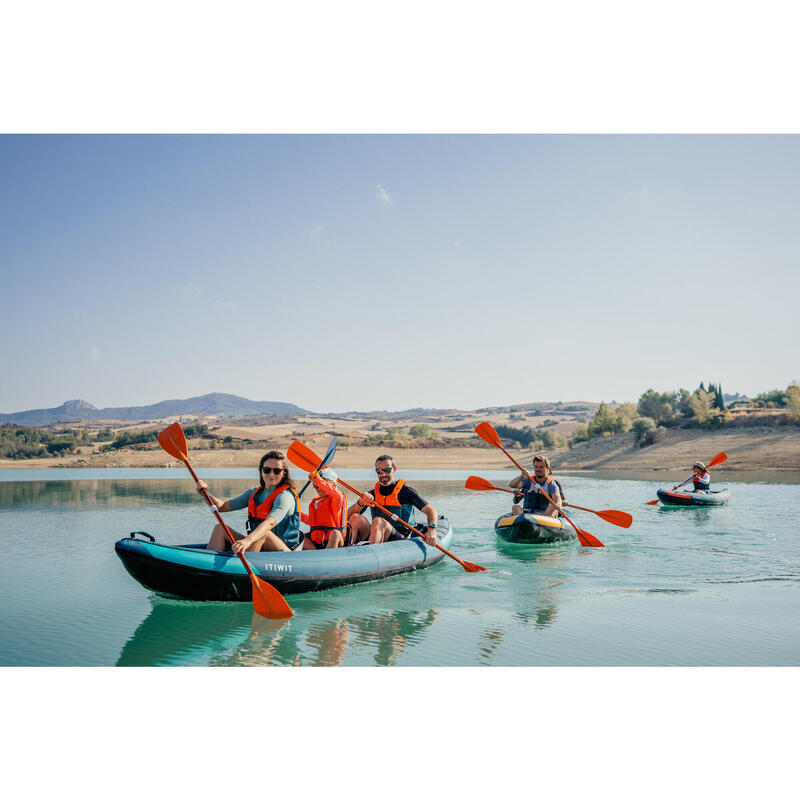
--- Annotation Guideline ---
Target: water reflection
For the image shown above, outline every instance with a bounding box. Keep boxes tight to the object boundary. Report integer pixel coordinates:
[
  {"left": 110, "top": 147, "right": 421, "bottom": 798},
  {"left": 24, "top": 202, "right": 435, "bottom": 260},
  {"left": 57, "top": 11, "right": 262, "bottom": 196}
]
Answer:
[
  {"left": 346, "top": 608, "right": 438, "bottom": 666},
  {"left": 0, "top": 479, "right": 253, "bottom": 510},
  {"left": 117, "top": 597, "right": 439, "bottom": 667},
  {"left": 493, "top": 541, "right": 568, "bottom": 631},
  {"left": 657, "top": 505, "right": 715, "bottom": 527},
  {"left": 495, "top": 538, "right": 572, "bottom": 565}
]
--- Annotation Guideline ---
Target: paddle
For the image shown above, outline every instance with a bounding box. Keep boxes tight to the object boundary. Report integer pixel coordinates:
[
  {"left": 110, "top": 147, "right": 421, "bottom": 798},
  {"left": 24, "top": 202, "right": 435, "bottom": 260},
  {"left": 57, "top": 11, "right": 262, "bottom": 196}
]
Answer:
[
  {"left": 465, "top": 475, "right": 633, "bottom": 528},
  {"left": 286, "top": 440, "right": 486, "bottom": 573},
  {"left": 157, "top": 422, "right": 293, "bottom": 619},
  {"left": 298, "top": 436, "right": 337, "bottom": 498},
  {"left": 473, "top": 422, "right": 604, "bottom": 547},
  {"left": 646, "top": 451, "right": 728, "bottom": 505}
]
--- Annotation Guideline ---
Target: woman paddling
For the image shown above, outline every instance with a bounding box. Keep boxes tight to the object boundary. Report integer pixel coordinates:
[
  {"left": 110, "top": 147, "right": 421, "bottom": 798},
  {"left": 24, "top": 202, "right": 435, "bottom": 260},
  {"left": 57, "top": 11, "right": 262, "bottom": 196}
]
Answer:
[{"left": 198, "top": 450, "right": 302, "bottom": 552}]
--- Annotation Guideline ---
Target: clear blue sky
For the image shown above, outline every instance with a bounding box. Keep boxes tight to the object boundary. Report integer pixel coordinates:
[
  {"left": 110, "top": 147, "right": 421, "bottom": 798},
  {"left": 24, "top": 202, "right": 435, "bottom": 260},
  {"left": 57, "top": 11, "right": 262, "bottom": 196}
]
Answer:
[{"left": 1, "top": 134, "right": 798, "bottom": 413}]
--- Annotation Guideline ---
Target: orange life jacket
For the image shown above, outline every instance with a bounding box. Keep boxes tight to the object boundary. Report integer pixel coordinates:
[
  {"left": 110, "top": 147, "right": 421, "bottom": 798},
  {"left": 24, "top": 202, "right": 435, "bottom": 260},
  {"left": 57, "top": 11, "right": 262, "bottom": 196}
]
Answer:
[
  {"left": 307, "top": 485, "right": 347, "bottom": 545},
  {"left": 247, "top": 484, "right": 302, "bottom": 546},
  {"left": 372, "top": 479, "right": 414, "bottom": 526}
]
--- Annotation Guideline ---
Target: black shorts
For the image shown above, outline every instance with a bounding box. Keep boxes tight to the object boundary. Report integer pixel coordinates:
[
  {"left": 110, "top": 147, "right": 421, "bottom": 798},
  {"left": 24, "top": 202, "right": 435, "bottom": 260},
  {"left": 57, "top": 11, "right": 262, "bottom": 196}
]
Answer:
[{"left": 387, "top": 523, "right": 428, "bottom": 542}]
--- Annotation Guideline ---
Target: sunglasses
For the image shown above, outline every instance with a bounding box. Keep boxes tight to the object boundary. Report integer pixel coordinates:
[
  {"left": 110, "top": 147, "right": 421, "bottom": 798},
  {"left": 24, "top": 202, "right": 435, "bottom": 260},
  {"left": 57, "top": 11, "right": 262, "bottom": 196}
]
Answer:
[
  {"left": 261, "top": 467, "right": 283, "bottom": 475},
  {"left": 375, "top": 467, "right": 394, "bottom": 474}
]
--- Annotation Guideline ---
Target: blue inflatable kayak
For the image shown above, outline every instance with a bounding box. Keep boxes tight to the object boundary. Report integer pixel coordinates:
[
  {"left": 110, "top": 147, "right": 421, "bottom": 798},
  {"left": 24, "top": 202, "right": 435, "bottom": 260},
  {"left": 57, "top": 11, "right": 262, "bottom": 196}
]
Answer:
[
  {"left": 494, "top": 513, "right": 575, "bottom": 544},
  {"left": 656, "top": 489, "right": 730, "bottom": 506},
  {"left": 115, "top": 517, "right": 453, "bottom": 600}
]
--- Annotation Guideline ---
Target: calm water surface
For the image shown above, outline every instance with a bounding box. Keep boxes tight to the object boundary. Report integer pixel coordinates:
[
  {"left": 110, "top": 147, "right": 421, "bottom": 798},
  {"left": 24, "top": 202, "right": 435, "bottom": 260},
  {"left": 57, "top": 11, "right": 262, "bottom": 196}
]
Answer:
[{"left": 1, "top": 468, "right": 798, "bottom": 666}]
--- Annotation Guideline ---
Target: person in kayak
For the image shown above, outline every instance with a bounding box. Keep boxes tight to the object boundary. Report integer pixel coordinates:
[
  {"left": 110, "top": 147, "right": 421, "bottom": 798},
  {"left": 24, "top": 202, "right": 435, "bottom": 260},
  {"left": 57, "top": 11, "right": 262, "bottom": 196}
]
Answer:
[
  {"left": 675, "top": 461, "right": 711, "bottom": 492},
  {"left": 301, "top": 468, "right": 349, "bottom": 550},
  {"left": 198, "top": 450, "right": 302, "bottom": 552},
  {"left": 509, "top": 455, "right": 562, "bottom": 518},
  {"left": 347, "top": 454, "right": 439, "bottom": 545}
]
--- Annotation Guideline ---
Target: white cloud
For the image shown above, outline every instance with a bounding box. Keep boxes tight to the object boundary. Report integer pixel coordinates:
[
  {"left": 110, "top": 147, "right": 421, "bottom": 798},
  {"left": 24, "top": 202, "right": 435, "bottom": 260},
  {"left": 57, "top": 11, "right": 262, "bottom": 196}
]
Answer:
[
  {"left": 89, "top": 345, "right": 101, "bottom": 361},
  {"left": 310, "top": 225, "right": 323, "bottom": 237},
  {"left": 222, "top": 300, "right": 236, "bottom": 311},
  {"left": 376, "top": 184, "right": 393, "bottom": 206},
  {"left": 185, "top": 282, "right": 202, "bottom": 296}
]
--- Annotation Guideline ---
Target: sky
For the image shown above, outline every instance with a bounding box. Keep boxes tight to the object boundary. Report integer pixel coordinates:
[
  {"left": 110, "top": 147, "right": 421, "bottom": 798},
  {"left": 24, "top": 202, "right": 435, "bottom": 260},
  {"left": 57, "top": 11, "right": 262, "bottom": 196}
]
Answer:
[{"left": 1, "top": 133, "right": 799, "bottom": 414}]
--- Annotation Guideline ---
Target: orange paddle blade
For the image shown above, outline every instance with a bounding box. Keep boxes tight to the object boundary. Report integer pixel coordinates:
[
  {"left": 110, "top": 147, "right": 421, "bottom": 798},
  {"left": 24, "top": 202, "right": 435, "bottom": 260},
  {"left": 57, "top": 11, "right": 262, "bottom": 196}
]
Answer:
[
  {"left": 592, "top": 509, "right": 632, "bottom": 528},
  {"left": 646, "top": 498, "right": 660, "bottom": 505},
  {"left": 158, "top": 422, "right": 188, "bottom": 461},
  {"left": 575, "top": 528, "right": 605, "bottom": 548},
  {"left": 708, "top": 452, "right": 727, "bottom": 467},
  {"left": 249, "top": 573, "right": 293, "bottom": 619},
  {"left": 465, "top": 475, "right": 496, "bottom": 491},
  {"left": 459, "top": 559, "right": 487, "bottom": 573},
  {"left": 287, "top": 441, "right": 323, "bottom": 473},
  {"left": 474, "top": 421, "right": 502, "bottom": 448}
]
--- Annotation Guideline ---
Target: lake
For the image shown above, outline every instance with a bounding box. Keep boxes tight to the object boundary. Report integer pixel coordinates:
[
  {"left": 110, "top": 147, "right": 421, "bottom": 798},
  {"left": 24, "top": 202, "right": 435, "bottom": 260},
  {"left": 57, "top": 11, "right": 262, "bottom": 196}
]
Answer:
[{"left": 1, "top": 467, "right": 798, "bottom": 666}]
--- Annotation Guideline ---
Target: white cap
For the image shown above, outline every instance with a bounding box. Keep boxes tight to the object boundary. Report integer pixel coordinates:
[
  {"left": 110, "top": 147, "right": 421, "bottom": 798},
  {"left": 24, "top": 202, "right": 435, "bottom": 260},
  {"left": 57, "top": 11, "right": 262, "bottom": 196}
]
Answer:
[{"left": 319, "top": 468, "right": 338, "bottom": 483}]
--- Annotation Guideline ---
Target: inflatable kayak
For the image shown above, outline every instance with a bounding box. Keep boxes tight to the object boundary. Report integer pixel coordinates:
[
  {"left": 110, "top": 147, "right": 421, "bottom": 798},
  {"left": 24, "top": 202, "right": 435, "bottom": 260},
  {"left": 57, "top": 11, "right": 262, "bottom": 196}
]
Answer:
[
  {"left": 115, "top": 517, "right": 453, "bottom": 601},
  {"left": 656, "top": 489, "right": 731, "bottom": 506},
  {"left": 494, "top": 513, "right": 575, "bottom": 544}
]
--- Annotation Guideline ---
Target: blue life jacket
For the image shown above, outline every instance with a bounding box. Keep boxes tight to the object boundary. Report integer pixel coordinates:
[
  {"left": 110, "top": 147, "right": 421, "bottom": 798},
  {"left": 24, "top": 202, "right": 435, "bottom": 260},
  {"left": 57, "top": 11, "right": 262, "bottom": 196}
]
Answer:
[{"left": 521, "top": 477, "right": 560, "bottom": 514}]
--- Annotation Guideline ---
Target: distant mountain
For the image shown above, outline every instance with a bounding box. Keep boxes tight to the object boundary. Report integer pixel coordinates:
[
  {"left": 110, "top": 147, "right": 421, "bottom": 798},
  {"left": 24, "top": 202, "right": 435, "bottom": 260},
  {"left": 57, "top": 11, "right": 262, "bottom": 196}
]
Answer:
[{"left": 0, "top": 393, "right": 308, "bottom": 426}]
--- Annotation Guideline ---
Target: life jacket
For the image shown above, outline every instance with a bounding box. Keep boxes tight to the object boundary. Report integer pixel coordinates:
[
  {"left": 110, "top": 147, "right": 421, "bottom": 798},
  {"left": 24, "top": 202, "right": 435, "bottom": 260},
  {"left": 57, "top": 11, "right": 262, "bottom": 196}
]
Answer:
[
  {"left": 307, "top": 486, "right": 347, "bottom": 546},
  {"left": 693, "top": 471, "right": 711, "bottom": 491},
  {"left": 247, "top": 484, "right": 302, "bottom": 548},
  {"left": 371, "top": 479, "right": 415, "bottom": 528},
  {"left": 522, "top": 477, "right": 560, "bottom": 514}
]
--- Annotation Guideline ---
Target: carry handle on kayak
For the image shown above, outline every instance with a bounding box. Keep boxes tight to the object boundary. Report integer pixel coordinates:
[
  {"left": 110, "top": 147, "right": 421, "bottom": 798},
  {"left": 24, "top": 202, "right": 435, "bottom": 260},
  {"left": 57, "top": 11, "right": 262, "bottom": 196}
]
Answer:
[{"left": 129, "top": 531, "right": 156, "bottom": 542}]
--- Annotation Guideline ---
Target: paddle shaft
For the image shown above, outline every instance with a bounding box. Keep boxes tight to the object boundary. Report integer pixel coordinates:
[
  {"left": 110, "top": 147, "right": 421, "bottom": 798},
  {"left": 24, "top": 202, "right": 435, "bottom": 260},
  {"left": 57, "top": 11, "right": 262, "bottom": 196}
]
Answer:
[
  {"left": 179, "top": 456, "right": 263, "bottom": 583},
  {"left": 298, "top": 437, "right": 337, "bottom": 499}
]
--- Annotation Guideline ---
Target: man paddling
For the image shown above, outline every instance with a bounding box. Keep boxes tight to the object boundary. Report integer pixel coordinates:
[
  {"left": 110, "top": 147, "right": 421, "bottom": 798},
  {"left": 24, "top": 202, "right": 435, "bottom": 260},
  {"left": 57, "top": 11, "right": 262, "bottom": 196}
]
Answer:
[
  {"left": 509, "top": 455, "right": 562, "bottom": 518},
  {"left": 347, "top": 454, "right": 439, "bottom": 545}
]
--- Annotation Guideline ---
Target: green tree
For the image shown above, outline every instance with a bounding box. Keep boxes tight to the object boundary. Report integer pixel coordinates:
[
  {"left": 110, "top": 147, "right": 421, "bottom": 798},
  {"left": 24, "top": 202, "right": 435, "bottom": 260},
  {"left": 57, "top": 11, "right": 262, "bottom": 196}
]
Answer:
[
  {"left": 637, "top": 390, "right": 675, "bottom": 425},
  {"left": 632, "top": 416, "right": 662, "bottom": 447},
  {"left": 541, "top": 430, "right": 567, "bottom": 449},
  {"left": 689, "top": 389, "right": 723, "bottom": 425},
  {"left": 409, "top": 423, "right": 439, "bottom": 438},
  {"left": 785, "top": 384, "right": 800, "bottom": 422},
  {"left": 587, "top": 403, "right": 627, "bottom": 437},
  {"left": 570, "top": 422, "right": 590, "bottom": 444},
  {"left": 675, "top": 388, "right": 693, "bottom": 417},
  {"left": 754, "top": 388, "right": 787, "bottom": 408}
]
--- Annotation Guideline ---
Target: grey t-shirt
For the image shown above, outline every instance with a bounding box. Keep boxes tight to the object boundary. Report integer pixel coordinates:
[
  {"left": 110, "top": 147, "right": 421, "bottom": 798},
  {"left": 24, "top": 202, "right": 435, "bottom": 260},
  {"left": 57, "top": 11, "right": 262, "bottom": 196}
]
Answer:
[{"left": 228, "top": 486, "right": 294, "bottom": 525}]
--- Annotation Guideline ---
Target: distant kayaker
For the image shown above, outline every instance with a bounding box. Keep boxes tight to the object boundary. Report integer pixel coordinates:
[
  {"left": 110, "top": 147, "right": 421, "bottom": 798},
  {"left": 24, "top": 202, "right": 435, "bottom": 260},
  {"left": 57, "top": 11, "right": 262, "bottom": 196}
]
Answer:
[
  {"left": 347, "top": 454, "right": 439, "bottom": 545},
  {"left": 198, "top": 450, "right": 302, "bottom": 552},
  {"left": 301, "top": 468, "right": 349, "bottom": 550},
  {"left": 675, "top": 461, "right": 711, "bottom": 493},
  {"left": 509, "top": 455, "right": 562, "bottom": 518}
]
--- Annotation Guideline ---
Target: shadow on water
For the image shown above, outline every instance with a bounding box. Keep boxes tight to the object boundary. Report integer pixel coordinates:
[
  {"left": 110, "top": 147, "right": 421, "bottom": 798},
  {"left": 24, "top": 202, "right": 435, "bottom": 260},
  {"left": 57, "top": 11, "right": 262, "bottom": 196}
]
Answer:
[
  {"left": 656, "top": 505, "right": 720, "bottom": 529},
  {"left": 117, "top": 596, "right": 440, "bottom": 667}
]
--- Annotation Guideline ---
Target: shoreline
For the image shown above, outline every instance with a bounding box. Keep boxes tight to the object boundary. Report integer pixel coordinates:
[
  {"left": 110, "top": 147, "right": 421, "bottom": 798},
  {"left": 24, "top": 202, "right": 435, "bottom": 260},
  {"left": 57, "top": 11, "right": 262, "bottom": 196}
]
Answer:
[{"left": 2, "top": 423, "right": 799, "bottom": 473}]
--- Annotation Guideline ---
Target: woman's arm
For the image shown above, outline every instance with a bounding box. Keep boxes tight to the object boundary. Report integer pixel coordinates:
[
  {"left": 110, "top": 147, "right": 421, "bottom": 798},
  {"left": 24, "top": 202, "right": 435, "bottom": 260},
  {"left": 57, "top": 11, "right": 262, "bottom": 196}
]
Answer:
[{"left": 196, "top": 480, "right": 232, "bottom": 512}]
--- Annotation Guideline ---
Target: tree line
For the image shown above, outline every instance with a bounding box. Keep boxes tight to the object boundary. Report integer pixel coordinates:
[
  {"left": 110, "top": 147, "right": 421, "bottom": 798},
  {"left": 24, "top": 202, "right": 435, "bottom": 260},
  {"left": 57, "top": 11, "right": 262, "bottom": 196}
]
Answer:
[{"left": 571, "top": 381, "right": 800, "bottom": 448}]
